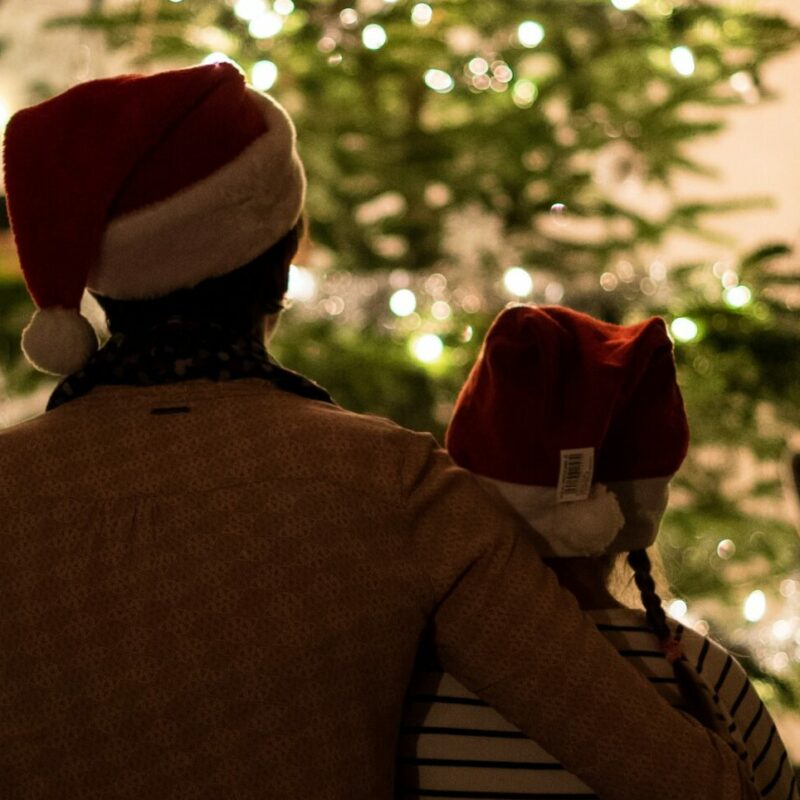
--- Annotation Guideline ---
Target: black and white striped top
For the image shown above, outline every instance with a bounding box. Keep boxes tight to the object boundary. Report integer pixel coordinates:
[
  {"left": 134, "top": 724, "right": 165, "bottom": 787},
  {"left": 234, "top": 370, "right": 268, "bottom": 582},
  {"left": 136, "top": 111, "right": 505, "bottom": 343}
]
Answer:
[{"left": 398, "top": 608, "right": 797, "bottom": 800}]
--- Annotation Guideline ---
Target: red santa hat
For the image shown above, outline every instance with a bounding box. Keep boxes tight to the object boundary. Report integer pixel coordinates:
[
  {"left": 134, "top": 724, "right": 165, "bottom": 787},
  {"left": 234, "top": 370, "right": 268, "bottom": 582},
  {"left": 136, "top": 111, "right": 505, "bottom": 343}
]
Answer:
[
  {"left": 2, "top": 62, "right": 306, "bottom": 375},
  {"left": 446, "top": 305, "right": 689, "bottom": 557}
]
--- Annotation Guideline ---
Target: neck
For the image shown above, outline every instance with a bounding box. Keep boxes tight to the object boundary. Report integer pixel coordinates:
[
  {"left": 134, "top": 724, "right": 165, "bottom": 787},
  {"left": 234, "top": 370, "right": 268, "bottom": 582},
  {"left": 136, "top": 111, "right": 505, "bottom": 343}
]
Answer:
[{"left": 545, "top": 557, "right": 624, "bottom": 611}]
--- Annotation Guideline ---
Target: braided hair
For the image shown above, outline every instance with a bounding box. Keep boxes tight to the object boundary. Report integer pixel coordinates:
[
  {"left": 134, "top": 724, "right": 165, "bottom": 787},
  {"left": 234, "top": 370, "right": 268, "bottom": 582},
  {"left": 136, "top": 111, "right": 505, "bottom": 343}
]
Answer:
[{"left": 627, "top": 549, "right": 717, "bottom": 729}]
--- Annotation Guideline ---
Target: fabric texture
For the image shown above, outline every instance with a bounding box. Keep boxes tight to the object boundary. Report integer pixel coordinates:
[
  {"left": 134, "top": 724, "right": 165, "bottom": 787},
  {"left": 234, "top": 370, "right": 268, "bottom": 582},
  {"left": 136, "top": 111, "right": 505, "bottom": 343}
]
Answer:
[
  {"left": 0, "top": 381, "right": 756, "bottom": 799},
  {"left": 46, "top": 319, "right": 333, "bottom": 411},
  {"left": 399, "top": 607, "right": 797, "bottom": 800},
  {"left": 446, "top": 304, "right": 689, "bottom": 557}
]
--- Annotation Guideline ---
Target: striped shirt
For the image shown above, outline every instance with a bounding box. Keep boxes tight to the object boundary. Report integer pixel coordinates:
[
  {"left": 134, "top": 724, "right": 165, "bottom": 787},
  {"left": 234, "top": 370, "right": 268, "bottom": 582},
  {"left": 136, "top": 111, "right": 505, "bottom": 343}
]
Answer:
[{"left": 398, "top": 607, "right": 797, "bottom": 800}]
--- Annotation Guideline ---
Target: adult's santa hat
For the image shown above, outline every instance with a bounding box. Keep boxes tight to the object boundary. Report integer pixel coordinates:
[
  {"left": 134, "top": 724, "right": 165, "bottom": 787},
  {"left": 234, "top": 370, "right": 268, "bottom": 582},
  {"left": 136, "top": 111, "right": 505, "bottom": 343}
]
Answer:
[
  {"left": 446, "top": 305, "right": 689, "bottom": 557},
  {"left": 2, "top": 62, "right": 306, "bottom": 376}
]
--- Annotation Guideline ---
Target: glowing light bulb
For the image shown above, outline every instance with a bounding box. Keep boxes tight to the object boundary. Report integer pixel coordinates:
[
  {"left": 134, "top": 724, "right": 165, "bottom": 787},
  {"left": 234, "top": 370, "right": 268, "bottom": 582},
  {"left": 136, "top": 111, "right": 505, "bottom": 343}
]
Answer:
[
  {"left": 670, "top": 317, "right": 699, "bottom": 343},
  {"left": 411, "top": 3, "right": 433, "bottom": 27},
  {"left": 671, "top": 46, "right": 696, "bottom": 77},
  {"left": 286, "top": 265, "right": 317, "bottom": 302},
  {"left": 611, "top": 0, "right": 639, "bottom": 9},
  {"left": 273, "top": 0, "right": 295, "bottom": 14},
  {"left": 362, "top": 23, "right": 387, "bottom": 50},
  {"left": 512, "top": 80, "right": 538, "bottom": 108},
  {"left": 468, "top": 57, "right": 489, "bottom": 76},
  {"left": 518, "top": 21, "right": 545, "bottom": 48},
  {"left": 723, "top": 285, "right": 752, "bottom": 309},
  {"left": 424, "top": 69, "right": 454, "bottom": 93},
  {"left": 503, "top": 267, "right": 533, "bottom": 297},
  {"left": 249, "top": 11, "right": 284, "bottom": 38},
  {"left": 389, "top": 289, "right": 417, "bottom": 317},
  {"left": 339, "top": 8, "right": 359, "bottom": 27},
  {"left": 233, "top": 0, "right": 266, "bottom": 21},
  {"left": 744, "top": 589, "right": 766, "bottom": 623},
  {"left": 411, "top": 334, "right": 444, "bottom": 364},
  {"left": 252, "top": 60, "right": 278, "bottom": 91},
  {"left": 668, "top": 599, "right": 688, "bottom": 620}
]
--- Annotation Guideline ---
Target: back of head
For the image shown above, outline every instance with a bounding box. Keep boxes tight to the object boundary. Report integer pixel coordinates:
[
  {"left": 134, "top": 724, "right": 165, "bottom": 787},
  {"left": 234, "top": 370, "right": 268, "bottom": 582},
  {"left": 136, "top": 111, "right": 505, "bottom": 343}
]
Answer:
[
  {"left": 446, "top": 304, "right": 689, "bottom": 559},
  {"left": 3, "top": 63, "right": 306, "bottom": 375}
]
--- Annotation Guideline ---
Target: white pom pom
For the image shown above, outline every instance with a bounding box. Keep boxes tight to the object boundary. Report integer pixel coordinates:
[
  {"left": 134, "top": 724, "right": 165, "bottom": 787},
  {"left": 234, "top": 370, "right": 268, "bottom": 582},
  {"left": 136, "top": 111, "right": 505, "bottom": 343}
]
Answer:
[{"left": 21, "top": 307, "right": 98, "bottom": 376}]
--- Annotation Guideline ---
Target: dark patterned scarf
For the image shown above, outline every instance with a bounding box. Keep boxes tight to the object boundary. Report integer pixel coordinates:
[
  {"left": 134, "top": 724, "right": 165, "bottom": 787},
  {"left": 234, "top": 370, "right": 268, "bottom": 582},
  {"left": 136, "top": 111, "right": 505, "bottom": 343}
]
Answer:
[{"left": 47, "top": 318, "right": 334, "bottom": 412}]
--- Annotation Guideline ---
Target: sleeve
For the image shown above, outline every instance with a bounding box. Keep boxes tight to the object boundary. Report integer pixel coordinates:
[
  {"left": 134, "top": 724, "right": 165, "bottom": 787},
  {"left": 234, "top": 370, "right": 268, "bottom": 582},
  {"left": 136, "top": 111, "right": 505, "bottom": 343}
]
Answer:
[
  {"left": 679, "top": 629, "right": 798, "bottom": 800},
  {"left": 401, "top": 434, "right": 759, "bottom": 800}
]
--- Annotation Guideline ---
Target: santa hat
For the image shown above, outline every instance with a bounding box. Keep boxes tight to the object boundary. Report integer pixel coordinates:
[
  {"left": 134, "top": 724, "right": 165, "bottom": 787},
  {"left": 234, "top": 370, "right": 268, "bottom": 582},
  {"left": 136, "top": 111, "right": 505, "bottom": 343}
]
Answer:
[
  {"left": 446, "top": 305, "right": 689, "bottom": 557},
  {"left": 2, "top": 62, "right": 306, "bottom": 376}
]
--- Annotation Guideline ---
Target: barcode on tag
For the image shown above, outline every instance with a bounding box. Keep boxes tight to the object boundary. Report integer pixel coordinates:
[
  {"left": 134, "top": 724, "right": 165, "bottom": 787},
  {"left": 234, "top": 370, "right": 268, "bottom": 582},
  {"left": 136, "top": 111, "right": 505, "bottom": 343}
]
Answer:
[{"left": 556, "top": 448, "right": 594, "bottom": 503}]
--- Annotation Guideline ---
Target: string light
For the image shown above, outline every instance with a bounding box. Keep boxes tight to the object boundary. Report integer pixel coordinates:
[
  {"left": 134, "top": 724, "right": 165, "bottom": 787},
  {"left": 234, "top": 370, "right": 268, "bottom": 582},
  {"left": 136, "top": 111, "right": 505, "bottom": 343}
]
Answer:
[
  {"left": 468, "top": 57, "right": 489, "bottom": 75},
  {"left": 503, "top": 267, "right": 533, "bottom": 298},
  {"left": 411, "top": 3, "right": 433, "bottom": 27},
  {"left": 723, "top": 284, "right": 752, "bottom": 309},
  {"left": 273, "top": 0, "right": 295, "bottom": 15},
  {"left": 249, "top": 11, "right": 284, "bottom": 38},
  {"left": 670, "top": 317, "right": 699, "bottom": 343},
  {"left": 286, "top": 265, "right": 317, "bottom": 302},
  {"left": 424, "top": 69, "right": 454, "bottom": 93},
  {"left": 251, "top": 60, "right": 278, "bottom": 91},
  {"left": 610, "top": 0, "right": 640, "bottom": 9},
  {"left": 233, "top": 0, "right": 266, "bottom": 21},
  {"left": 362, "top": 23, "right": 387, "bottom": 50},
  {"left": 512, "top": 80, "right": 538, "bottom": 108},
  {"left": 668, "top": 599, "right": 688, "bottom": 620},
  {"left": 744, "top": 589, "right": 767, "bottom": 622},
  {"left": 339, "top": 8, "right": 359, "bottom": 27},
  {"left": 670, "top": 46, "right": 696, "bottom": 76},
  {"left": 389, "top": 289, "right": 417, "bottom": 317},
  {"left": 517, "top": 21, "right": 545, "bottom": 48},
  {"left": 411, "top": 333, "right": 444, "bottom": 364}
]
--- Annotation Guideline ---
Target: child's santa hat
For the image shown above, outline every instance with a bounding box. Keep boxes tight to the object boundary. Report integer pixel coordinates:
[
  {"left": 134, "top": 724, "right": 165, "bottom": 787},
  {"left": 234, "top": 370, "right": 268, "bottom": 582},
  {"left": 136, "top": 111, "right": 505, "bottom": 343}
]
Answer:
[
  {"left": 2, "top": 62, "right": 306, "bottom": 376},
  {"left": 446, "top": 305, "right": 689, "bottom": 557}
]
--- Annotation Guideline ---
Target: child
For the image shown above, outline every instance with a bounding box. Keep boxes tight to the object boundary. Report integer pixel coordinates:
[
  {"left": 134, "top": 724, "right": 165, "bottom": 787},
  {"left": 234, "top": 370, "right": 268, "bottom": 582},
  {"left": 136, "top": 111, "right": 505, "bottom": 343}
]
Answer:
[{"left": 398, "top": 305, "right": 797, "bottom": 800}]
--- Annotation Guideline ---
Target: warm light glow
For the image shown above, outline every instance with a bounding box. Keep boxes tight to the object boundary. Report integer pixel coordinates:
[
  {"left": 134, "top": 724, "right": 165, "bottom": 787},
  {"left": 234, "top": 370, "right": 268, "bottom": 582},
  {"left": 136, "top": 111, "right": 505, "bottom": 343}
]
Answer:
[
  {"left": 273, "top": 0, "right": 295, "bottom": 14},
  {"left": 518, "top": 21, "right": 545, "bottom": 48},
  {"left": 0, "top": 99, "right": 12, "bottom": 130},
  {"left": 249, "top": 11, "right": 284, "bottom": 38},
  {"left": 468, "top": 57, "right": 489, "bottom": 76},
  {"left": 744, "top": 590, "right": 767, "bottom": 622},
  {"left": 252, "top": 60, "right": 278, "bottom": 91},
  {"left": 202, "top": 52, "right": 238, "bottom": 69},
  {"left": 286, "top": 265, "right": 317, "bottom": 302},
  {"left": 411, "top": 3, "right": 433, "bottom": 27},
  {"left": 362, "top": 23, "right": 388, "bottom": 50},
  {"left": 670, "top": 46, "right": 696, "bottom": 77},
  {"left": 233, "top": 0, "right": 266, "bottom": 21},
  {"left": 424, "top": 69, "right": 454, "bottom": 93},
  {"left": 668, "top": 599, "right": 688, "bottom": 620},
  {"left": 431, "top": 301, "right": 452, "bottom": 320},
  {"left": 411, "top": 334, "right": 444, "bottom": 364},
  {"left": 772, "top": 619, "right": 793, "bottom": 642},
  {"left": 503, "top": 267, "right": 533, "bottom": 297},
  {"left": 670, "top": 317, "right": 699, "bottom": 343},
  {"left": 724, "top": 285, "right": 752, "bottom": 309},
  {"left": 389, "top": 289, "right": 417, "bottom": 317},
  {"left": 512, "top": 80, "right": 538, "bottom": 108},
  {"left": 611, "top": 0, "right": 639, "bottom": 9},
  {"left": 339, "top": 8, "right": 359, "bottom": 27},
  {"left": 716, "top": 539, "right": 736, "bottom": 559}
]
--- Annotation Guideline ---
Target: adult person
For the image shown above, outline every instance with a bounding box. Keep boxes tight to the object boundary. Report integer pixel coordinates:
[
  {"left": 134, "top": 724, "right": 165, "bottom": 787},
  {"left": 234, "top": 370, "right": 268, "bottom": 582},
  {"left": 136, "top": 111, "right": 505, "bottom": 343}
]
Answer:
[{"left": 0, "top": 63, "right": 756, "bottom": 798}]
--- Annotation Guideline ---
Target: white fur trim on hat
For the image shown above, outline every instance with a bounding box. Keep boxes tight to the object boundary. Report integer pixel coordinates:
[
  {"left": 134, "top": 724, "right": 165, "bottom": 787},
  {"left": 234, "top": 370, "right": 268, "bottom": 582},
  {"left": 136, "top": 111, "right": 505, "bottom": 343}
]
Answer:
[
  {"left": 486, "top": 478, "right": 625, "bottom": 557},
  {"left": 89, "top": 89, "right": 306, "bottom": 299},
  {"left": 21, "top": 307, "right": 98, "bottom": 376},
  {"left": 483, "top": 475, "right": 672, "bottom": 557}
]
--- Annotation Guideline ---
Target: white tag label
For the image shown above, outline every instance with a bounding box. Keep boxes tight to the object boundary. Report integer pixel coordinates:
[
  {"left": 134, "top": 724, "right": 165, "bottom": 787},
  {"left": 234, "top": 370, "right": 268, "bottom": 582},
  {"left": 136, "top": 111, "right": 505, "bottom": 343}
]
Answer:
[{"left": 557, "top": 448, "right": 594, "bottom": 503}]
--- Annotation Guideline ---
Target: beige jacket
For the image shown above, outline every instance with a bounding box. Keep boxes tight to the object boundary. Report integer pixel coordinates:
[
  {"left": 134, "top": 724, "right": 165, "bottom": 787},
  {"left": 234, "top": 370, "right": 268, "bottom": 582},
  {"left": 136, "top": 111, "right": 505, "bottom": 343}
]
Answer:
[{"left": 0, "top": 379, "right": 755, "bottom": 799}]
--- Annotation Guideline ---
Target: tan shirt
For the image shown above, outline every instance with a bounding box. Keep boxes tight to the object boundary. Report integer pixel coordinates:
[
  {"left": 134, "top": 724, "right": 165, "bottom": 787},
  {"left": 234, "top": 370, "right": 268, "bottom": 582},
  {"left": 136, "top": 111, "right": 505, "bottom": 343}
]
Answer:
[{"left": 0, "top": 379, "right": 756, "bottom": 799}]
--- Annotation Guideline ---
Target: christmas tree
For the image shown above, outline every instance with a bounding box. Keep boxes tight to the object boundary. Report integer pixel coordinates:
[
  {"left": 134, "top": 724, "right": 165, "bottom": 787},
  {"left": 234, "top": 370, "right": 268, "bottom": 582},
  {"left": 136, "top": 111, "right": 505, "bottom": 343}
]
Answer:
[{"left": 2, "top": 0, "right": 800, "bottom": 720}]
